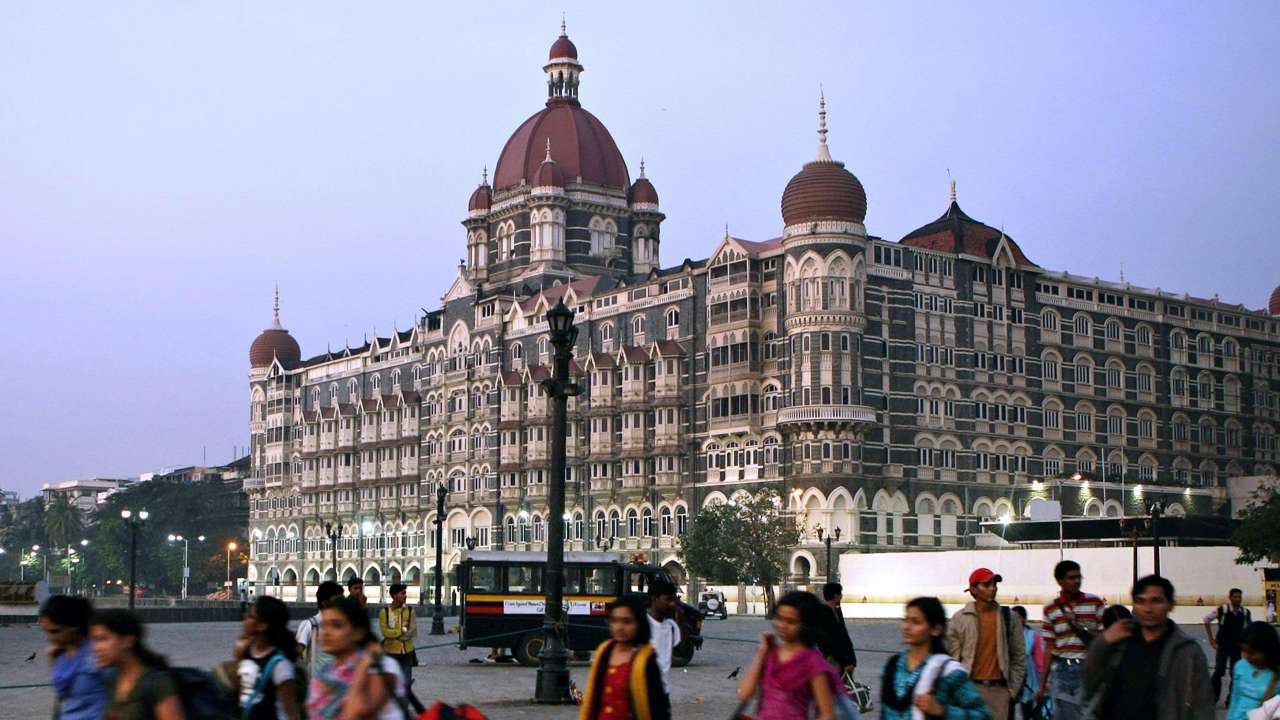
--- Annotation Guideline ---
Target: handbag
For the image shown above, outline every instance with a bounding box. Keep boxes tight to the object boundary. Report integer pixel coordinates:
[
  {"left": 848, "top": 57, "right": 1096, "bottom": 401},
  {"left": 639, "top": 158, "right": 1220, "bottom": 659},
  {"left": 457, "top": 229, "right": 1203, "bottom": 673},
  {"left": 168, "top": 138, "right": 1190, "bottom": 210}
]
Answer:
[{"left": 841, "top": 669, "right": 873, "bottom": 713}]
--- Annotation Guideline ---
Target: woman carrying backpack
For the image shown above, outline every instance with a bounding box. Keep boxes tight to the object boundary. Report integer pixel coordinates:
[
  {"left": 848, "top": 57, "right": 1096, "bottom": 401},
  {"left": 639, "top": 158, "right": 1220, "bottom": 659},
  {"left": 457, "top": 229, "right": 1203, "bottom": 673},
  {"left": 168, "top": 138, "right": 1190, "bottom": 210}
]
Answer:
[
  {"left": 879, "top": 597, "right": 991, "bottom": 720},
  {"left": 236, "top": 595, "right": 302, "bottom": 720},
  {"left": 90, "top": 609, "right": 184, "bottom": 720}
]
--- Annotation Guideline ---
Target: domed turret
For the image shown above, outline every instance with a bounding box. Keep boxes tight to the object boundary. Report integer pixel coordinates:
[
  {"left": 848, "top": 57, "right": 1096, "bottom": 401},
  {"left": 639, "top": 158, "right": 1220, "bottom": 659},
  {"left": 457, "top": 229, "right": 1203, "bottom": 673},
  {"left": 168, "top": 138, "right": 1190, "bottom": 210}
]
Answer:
[
  {"left": 249, "top": 288, "right": 301, "bottom": 369},
  {"left": 1270, "top": 286, "right": 1280, "bottom": 316},
  {"left": 628, "top": 159, "right": 659, "bottom": 207},
  {"left": 468, "top": 166, "right": 492, "bottom": 213},
  {"left": 780, "top": 94, "right": 867, "bottom": 228},
  {"left": 533, "top": 139, "right": 565, "bottom": 188},
  {"left": 549, "top": 19, "right": 578, "bottom": 61}
]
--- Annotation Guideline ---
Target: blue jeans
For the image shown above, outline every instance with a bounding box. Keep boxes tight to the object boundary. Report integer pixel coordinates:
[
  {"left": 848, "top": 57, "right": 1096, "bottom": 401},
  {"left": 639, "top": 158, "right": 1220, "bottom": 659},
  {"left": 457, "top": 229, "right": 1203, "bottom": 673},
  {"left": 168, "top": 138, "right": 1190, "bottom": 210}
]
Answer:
[{"left": 1050, "top": 660, "right": 1082, "bottom": 720}]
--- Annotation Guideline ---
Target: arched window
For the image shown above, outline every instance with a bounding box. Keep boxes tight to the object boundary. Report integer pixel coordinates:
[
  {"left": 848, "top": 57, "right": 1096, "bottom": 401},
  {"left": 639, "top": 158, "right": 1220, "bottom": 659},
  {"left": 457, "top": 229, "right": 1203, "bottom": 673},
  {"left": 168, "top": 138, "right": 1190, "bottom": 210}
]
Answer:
[
  {"left": 626, "top": 508, "right": 639, "bottom": 537},
  {"left": 370, "top": 375, "right": 381, "bottom": 392},
  {"left": 666, "top": 308, "right": 680, "bottom": 328},
  {"left": 632, "top": 315, "right": 645, "bottom": 337},
  {"left": 600, "top": 323, "right": 614, "bottom": 343},
  {"left": 1041, "top": 310, "right": 1059, "bottom": 331},
  {"left": 659, "top": 507, "right": 673, "bottom": 536},
  {"left": 594, "top": 511, "right": 606, "bottom": 542},
  {"left": 609, "top": 510, "right": 622, "bottom": 539},
  {"left": 675, "top": 506, "right": 688, "bottom": 534},
  {"left": 642, "top": 507, "right": 654, "bottom": 536}
]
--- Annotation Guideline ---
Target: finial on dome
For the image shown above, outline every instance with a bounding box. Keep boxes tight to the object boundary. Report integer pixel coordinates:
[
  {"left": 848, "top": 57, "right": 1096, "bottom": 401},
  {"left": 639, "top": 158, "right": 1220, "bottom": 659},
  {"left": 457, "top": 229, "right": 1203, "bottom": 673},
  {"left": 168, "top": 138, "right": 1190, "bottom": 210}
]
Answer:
[
  {"left": 560, "top": 12, "right": 566, "bottom": 36},
  {"left": 947, "top": 168, "right": 956, "bottom": 204},
  {"left": 816, "top": 88, "right": 832, "bottom": 162},
  {"left": 481, "top": 165, "right": 488, "bottom": 185},
  {"left": 544, "top": 137, "right": 553, "bottom": 162},
  {"left": 639, "top": 157, "right": 646, "bottom": 178},
  {"left": 271, "top": 284, "right": 282, "bottom": 329}
]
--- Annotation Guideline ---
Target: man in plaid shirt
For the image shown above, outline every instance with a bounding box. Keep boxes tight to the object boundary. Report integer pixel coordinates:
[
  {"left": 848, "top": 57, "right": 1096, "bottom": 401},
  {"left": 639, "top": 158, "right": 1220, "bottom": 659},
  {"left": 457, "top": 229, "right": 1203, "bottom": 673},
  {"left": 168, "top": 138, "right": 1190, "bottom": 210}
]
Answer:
[{"left": 1036, "top": 560, "right": 1103, "bottom": 720}]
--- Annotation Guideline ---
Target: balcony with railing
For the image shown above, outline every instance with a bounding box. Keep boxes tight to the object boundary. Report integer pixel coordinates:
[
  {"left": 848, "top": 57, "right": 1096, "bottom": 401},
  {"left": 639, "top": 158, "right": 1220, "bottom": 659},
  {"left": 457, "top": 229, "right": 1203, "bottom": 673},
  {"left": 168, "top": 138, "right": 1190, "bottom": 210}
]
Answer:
[
  {"left": 777, "top": 404, "right": 877, "bottom": 430},
  {"left": 380, "top": 421, "right": 400, "bottom": 442}
]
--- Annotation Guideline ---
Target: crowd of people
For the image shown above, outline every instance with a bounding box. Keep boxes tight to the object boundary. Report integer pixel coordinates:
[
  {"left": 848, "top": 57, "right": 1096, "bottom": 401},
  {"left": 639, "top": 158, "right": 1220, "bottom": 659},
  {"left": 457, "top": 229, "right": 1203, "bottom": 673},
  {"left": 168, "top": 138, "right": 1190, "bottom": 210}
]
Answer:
[{"left": 32, "top": 565, "right": 1280, "bottom": 720}]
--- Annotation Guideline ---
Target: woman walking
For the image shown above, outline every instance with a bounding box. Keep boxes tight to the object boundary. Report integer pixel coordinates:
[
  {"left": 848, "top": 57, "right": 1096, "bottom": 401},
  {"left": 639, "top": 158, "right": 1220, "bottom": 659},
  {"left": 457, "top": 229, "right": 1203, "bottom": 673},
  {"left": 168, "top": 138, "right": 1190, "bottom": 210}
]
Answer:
[
  {"left": 236, "top": 595, "right": 302, "bottom": 720},
  {"left": 1227, "top": 621, "right": 1280, "bottom": 720},
  {"left": 879, "top": 597, "right": 991, "bottom": 720},
  {"left": 579, "top": 594, "right": 670, "bottom": 720},
  {"left": 306, "top": 596, "right": 407, "bottom": 720},
  {"left": 89, "top": 609, "right": 184, "bottom": 720},
  {"left": 736, "top": 591, "right": 847, "bottom": 720},
  {"left": 40, "top": 595, "right": 110, "bottom": 720}
]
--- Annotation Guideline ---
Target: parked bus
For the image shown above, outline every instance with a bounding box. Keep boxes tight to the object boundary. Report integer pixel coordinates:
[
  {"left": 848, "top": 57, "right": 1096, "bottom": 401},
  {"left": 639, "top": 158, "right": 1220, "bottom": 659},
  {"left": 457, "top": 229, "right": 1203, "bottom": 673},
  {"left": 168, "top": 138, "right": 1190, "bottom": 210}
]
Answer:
[{"left": 457, "top": 550, "right": 703, "bottom": 666}]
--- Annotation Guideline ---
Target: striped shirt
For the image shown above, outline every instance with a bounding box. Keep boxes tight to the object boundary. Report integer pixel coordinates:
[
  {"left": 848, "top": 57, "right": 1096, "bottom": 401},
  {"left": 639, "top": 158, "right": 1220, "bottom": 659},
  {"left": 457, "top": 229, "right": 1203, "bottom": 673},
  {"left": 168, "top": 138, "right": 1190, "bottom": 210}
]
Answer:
[{"left": 1041, "top": 592, "right": 1104, "bottom": 659}]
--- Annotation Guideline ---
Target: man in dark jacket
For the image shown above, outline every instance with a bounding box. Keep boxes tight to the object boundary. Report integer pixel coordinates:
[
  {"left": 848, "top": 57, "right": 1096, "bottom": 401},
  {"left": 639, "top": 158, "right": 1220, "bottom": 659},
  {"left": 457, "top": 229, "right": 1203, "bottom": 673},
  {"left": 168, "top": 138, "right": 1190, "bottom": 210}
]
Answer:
[
  {"left": 816, "top": 582, "right": 857, "bottom": 674},
  {"left": 1082, "top": 574, "right": 1213, "bottom": 720}
]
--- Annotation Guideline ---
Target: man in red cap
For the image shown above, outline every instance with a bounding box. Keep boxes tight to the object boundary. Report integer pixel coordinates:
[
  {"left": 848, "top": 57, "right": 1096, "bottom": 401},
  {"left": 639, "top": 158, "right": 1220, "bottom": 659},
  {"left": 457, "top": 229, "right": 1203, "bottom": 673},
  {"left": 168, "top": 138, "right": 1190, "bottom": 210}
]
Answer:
[{"left": 947, "top": 567, "right": 1026, "bottom": 720}]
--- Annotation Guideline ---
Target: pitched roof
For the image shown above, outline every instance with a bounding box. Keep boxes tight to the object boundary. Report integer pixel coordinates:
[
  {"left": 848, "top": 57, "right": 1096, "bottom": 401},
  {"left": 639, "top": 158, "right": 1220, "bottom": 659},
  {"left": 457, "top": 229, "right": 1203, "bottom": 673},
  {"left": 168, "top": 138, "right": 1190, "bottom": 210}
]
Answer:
[{"left": 901, "top": 201, "right": 1037, "bottom": 267}]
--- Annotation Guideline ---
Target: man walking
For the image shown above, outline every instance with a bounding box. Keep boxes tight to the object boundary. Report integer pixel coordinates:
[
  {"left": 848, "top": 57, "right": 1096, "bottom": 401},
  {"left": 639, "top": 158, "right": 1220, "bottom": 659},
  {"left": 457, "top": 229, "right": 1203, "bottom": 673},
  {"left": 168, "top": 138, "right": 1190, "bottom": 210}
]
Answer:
[
  {"left": 948, "top": 567, "right": 1027, "bottom": 720},
  {"left": 380, "top": 583, "right": 418, "bottom": 691},
  {"left": 295, "top": 580, "right": 343, "bottom": 677},
  {"left": 646, "top": 578, "right": 681, "bottom": 694},
  {"left": 817, "top": 582, "right": 857, "bottom": 677},
  {"left": 1204, "top": 586, "right": 1252, "bottom": 705},
  {"left": 1083, "top": 575, "right": 1213, "bottom": 720},
  {"left": 1037, "top": 560, "right": 1103, "bottom": 720}
]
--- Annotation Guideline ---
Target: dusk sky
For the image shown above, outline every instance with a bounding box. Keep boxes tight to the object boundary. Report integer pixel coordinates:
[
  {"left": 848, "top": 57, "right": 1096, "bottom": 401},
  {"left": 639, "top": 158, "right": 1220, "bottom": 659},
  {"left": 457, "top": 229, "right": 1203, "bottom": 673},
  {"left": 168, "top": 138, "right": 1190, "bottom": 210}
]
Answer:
[{"left": 2, "top": 2, "right": 1277, "bottom": 497}]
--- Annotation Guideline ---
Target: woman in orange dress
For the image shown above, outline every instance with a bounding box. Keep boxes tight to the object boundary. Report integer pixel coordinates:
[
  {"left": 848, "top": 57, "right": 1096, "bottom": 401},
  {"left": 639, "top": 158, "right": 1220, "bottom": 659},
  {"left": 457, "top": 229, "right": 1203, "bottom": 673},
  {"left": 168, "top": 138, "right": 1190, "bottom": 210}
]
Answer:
[{"left": 579, "top": 594, "right": 671, "bottom": 720}]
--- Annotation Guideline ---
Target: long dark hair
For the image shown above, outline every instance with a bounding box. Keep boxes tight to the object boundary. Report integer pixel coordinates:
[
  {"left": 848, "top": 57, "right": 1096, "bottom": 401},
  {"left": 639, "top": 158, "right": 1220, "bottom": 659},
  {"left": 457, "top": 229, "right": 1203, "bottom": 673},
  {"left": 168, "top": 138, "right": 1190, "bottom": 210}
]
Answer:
[
  {"left": 605, "top": 593, "right": 651, "bottom": 645},
  {"left": 252, "top": 595, "right": 297, "bottom": 661},
  {"left": 1242, "top": 621, "right": 1280, "bottom": 670},
  {"left": 775, "top": 591, "right": 824, "bottom": 648},
  {"left": 91, "top": 609, "right": 169, "bottom": 668},
  {"left": 322, "top": 596, "right": 373, "bottom": 647},
  {"left": 906, "top": 596, "right": 948, "bottom": 655}
]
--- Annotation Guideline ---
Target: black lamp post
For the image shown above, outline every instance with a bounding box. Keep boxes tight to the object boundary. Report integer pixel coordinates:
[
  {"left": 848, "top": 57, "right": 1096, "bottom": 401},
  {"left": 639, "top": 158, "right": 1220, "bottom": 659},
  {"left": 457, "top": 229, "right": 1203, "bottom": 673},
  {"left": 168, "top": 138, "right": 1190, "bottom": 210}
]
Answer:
[
  {"left": 430, "top": 482, "right": 447, "bottom": 635},
  {"left": 121, "top": 509, "right": 149, "bottom": 610},
  {"left": 1148, "top": 501, "right": 1164, "bottom": 577},
  {"left": 534, "top": 299, "right": 579, "bottom": 704},
  {"left": 816, "top": 525, "right": 842, "bottom": 582},
  {"left": 324, "top": 521, "right": 343, "bottom": 584}
]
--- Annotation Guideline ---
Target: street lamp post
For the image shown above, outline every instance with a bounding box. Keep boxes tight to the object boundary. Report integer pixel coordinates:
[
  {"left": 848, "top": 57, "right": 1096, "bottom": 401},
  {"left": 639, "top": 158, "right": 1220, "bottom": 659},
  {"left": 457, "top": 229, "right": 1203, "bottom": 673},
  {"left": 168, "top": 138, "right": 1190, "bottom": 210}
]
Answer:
[
  {"left": 430, "top": 482, "right": 446, "bottom": 635},
  {"left": 226, "top": 541, "right": 238, "bottom": 587},
  {"left": 324, "top": 521, "right": 343, "bottom": 583},
  {"left": 816, "top": 525, "right": 842, "bottom": 583},
  {"left": 535, "top": 299, "right": 579, "bottom": 704},
  {"left": 121, "top": 509, "right": 149, "bottom": 610},
  {"left": 1149, "top": 501, "right": 1164, "bottom": 577},
  {"left": 168, "top": 534, "right": 204, "bottom": 600}
]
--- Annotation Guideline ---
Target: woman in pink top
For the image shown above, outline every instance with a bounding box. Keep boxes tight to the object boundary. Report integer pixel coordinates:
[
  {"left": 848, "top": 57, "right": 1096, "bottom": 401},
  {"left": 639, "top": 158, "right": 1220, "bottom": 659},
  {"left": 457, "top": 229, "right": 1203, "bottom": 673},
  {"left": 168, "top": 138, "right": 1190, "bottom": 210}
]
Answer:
[{"left": 737, "top": 591, "right": 846, "bottom": 720}]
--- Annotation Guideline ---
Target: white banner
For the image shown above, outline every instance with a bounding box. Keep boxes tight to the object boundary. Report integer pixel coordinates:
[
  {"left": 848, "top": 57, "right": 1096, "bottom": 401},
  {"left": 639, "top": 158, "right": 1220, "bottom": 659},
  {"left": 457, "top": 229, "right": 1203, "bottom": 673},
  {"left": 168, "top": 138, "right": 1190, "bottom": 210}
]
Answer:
[{"left": 502, "top": 599, "right": 606, "bottom": 615}]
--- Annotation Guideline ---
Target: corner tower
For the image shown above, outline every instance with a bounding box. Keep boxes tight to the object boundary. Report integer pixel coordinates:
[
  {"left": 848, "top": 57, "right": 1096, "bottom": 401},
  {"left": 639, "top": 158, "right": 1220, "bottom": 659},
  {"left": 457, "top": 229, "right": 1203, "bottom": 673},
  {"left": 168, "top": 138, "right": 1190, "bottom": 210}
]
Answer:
[{"left": 777, "top": 95, "right": 877, "bottom": 463}]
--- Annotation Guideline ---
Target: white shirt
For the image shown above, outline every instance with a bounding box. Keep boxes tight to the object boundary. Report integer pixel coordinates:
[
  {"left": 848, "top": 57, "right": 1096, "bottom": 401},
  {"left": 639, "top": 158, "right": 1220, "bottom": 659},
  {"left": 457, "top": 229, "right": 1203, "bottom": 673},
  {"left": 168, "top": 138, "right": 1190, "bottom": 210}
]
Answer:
[{"left": 647, "top": 614, "right": 679, "bottom": 693}]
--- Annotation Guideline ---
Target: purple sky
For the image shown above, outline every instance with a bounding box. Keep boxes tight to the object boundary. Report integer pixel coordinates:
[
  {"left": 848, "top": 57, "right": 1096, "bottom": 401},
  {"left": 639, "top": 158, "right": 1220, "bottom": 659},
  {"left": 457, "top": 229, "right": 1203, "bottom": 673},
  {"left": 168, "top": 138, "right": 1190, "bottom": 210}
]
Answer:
[{"left": 2, "top": 3, "right": 1278, "bottom": 497}]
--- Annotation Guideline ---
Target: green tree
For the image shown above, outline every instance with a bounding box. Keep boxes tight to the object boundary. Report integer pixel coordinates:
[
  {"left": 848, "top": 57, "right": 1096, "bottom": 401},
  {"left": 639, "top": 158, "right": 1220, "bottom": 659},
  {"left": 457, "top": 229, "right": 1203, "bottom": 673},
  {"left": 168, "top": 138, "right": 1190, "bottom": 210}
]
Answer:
[
  {"left": 1232, "top": 485, "right": 1280, "bottom": 564},
  {"left": 678, "top": 489, "right": 801, "bottom": 614},
  {"left": 45, "top": 494, "right": 84, "bottom": 548}
]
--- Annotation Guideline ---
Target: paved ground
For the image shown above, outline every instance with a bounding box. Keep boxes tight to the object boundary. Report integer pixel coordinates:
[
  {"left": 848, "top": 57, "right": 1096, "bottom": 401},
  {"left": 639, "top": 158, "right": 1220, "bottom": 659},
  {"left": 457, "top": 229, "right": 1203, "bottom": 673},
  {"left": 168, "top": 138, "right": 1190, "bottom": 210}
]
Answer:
[{"left": 0, "top": 617, "right": 1225, "bottom": 719}]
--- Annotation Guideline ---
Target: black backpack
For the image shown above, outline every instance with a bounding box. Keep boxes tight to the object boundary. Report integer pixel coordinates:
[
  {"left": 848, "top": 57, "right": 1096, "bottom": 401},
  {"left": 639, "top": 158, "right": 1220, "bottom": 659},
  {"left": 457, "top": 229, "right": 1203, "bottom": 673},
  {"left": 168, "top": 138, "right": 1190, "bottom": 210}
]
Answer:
[{"left": 170, "top": 666, "right": 237, "bottom": 720}]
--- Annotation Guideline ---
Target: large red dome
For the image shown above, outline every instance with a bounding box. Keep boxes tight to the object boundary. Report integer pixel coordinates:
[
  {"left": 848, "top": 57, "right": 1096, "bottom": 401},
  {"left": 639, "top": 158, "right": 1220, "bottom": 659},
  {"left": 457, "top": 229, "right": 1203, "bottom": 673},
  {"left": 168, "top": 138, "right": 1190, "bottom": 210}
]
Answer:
[{"left": 493, "top": 102, "right": 629, "bottom": 191}]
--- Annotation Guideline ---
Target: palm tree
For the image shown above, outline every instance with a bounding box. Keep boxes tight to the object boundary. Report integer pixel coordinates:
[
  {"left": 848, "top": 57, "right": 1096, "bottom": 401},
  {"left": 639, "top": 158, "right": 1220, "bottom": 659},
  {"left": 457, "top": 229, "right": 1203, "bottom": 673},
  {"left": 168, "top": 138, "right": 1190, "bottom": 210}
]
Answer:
[{"left": 45, "top": 495, "right": 84, "bottom": 548}]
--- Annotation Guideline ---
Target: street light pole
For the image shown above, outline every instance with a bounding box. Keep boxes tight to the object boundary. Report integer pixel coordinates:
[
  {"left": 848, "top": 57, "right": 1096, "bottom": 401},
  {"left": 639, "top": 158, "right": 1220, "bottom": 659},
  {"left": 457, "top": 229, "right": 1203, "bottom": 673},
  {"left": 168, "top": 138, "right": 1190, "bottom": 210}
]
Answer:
[
  {"left": 324, "top": 521, "right": 343, "bottom": 584},
  {"left": 817, "top": 526, "right": 842, "bottom": 583},
  {"left": 431, "top": 482, "right": 446, "bottom": 635},
  {"left": 121, "top": 509, "right": 148, "bottom": 610},
  {"left": 227, "top": 541, "right": 238, "bottom": 587},
  {"left": 535, "top": 299, "right": 578, "bottom": 704},
  {"left": 1149, "top": 501, "right": 1164, "bottom": 577}
]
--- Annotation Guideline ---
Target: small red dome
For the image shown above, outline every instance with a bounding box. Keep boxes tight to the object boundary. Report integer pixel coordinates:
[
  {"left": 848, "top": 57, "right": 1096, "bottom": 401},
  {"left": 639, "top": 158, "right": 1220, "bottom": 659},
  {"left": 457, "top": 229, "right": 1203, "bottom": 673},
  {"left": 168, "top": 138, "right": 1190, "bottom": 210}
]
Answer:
[
  {"left": 250, "top": 328, "right": 301, "bottom": 368},
  {"left": 781, "top": 160, "right": 867, "bottom": 226},
  {"left": 535, "top": 157, "right": 564, "bottom": 187},
  {"left": 629, "top": 177, "right": 658, "bottom": 206},
  {"left": 549, "top": 34, "right": 578, "bottom": 60},
  {"left": 1270, "top": 286, "right": 1280, "bottom": 315},
  {"left": 468, "top": 183, "right": 492, "bottom": 212}
]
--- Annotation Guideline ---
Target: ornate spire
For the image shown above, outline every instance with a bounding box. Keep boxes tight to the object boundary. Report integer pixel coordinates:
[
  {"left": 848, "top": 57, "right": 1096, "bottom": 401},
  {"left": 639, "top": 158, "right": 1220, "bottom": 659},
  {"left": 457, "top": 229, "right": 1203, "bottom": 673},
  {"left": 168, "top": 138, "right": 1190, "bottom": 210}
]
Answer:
[
  {"left": 639, "top": 157, "right": 646, "bottom": 178},
  {"left": 816, "top": 89, "right": 832, "bottom": 162},
  {"left": 481, "top": 165, "right": 488, "bottom": 185},
  {"left": 560, "top": 12, "right": 566, "bottom": 36},
  {"left": 950, "top": 178, "right": 957, "bottom": 204},
  {"left": 271, "top": 284, "right": 282, "bottom": 329},
  {"left": 544, "top": 137, "right": 553, "bottom": 162}
]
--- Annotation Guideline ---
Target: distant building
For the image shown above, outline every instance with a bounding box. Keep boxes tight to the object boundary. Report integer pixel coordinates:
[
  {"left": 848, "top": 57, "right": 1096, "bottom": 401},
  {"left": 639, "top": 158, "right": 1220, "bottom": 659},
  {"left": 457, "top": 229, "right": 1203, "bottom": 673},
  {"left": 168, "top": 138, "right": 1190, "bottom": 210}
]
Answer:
[
  {"left": 0, "top": 488, "right": 19, "bottom": 514},
  {"left": 41, "top": 478, "right": 132, "bottom": 519}
]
